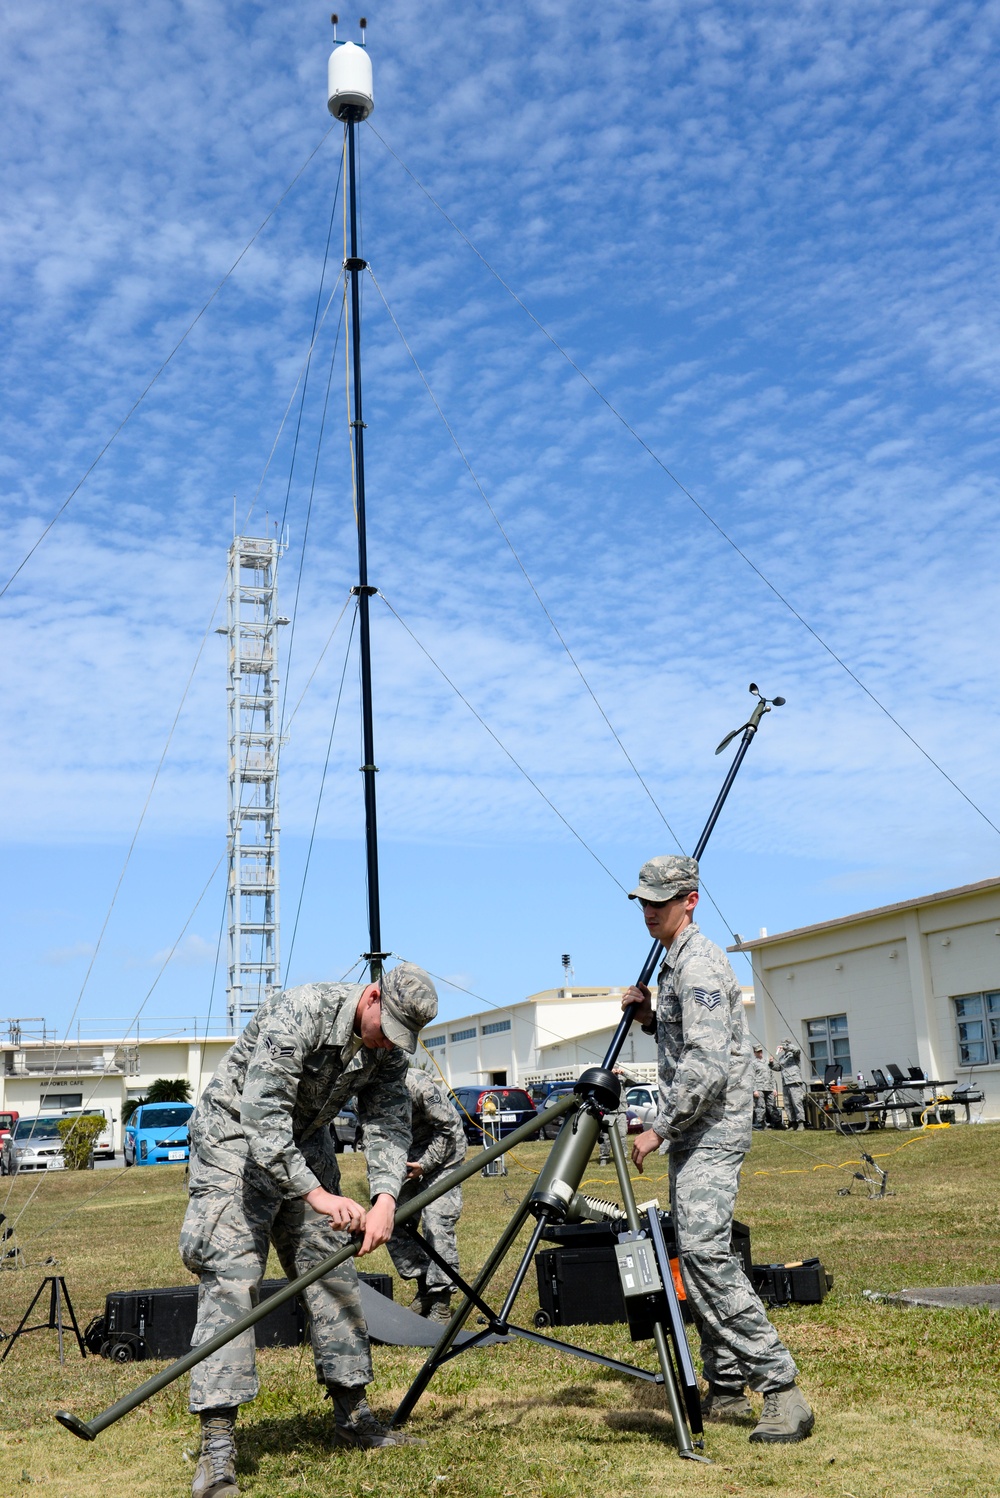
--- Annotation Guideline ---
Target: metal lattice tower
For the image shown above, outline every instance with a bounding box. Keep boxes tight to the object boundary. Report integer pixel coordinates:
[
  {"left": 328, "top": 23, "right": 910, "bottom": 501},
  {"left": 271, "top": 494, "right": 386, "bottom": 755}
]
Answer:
[{"left": 223, "top": 534, "right": 287, "bottom": 1031}]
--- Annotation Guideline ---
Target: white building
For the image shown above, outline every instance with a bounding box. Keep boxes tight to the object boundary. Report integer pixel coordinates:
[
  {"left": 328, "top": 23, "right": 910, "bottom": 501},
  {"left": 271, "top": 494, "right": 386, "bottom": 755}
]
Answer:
[
  {"left": 420, "top": 984, "right": 754, "bottom": 1088},
  {"left": 734, "top": 875, "right": 1000, "bottom": 1118},
  {"left": 0, "top": 1027, "right": 231, "bottom": 1151}
]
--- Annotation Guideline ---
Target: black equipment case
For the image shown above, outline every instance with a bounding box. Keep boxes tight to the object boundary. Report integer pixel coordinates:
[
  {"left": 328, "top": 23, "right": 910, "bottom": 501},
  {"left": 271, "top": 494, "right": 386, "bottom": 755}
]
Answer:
[
  {"left": 751, "top": 1258, "right": 833, "bottom": 1306},
  {"left": 534, "top": 1217, "right": 754, "bottom": 1329},
  {"left": 87, "top": 1273, "right": 393, "bottom": 1362}
]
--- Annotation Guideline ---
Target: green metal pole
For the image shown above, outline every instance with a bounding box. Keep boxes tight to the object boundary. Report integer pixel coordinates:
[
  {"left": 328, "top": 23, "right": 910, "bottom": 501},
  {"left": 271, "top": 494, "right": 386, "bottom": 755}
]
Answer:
[{"left": 55, "top": 1092, "right": 578, "bottom": 1442}]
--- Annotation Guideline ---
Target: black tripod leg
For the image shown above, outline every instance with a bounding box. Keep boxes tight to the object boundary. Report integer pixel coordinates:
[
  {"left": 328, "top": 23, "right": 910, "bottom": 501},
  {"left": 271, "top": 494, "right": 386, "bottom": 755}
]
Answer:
[
  {"left": 400, "top": 1226, "right": 496, "bottom": 1322},
  {"left": 607, "top": 1125, "right": 709, "bottom": 1461},
  {"left": 392, "top": 1187, "right": 537, "bottom": 1428},
  {"left": 57, "top": 1278, "right": 87, "bottom": 1360},
  {"left": 0, "top": 1279, "right": 48, "bottom": 1363}
]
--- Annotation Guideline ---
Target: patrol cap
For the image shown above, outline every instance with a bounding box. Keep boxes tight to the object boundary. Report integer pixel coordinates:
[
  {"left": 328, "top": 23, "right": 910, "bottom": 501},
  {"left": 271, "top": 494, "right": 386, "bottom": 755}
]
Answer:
[
  {"left": 628, "top": 854, "right": 700, "bottom": 904},
  {"left": 753, "top": 1044, "right": 763, "bottom": 1054},
  {"left": 379, "top": 963, "right": 438, "bottom": 1053}
]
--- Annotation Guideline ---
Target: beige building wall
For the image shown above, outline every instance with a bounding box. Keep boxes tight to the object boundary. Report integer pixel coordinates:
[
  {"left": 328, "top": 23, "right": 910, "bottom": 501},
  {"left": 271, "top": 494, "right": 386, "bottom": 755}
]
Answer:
[{"left": 737, "top": 877, "right": 1000, "bottom": 1118}]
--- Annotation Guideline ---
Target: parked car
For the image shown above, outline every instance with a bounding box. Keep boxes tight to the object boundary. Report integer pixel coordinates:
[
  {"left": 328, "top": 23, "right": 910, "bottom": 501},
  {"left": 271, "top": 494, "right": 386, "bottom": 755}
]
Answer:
[
  {"left": 0, "top": 1111, "right": 19, "bottom": 1146},
  {"left": 452, "top": 1086, "right": 537, "bottom": 1146},
  {"left": 531, "top": 1081, "right": 580, "bottom": 1139},
  {"left": 2, "top": 1115, "right": 68, "bottom": 1174},
  {"left": 624, "top": 1084, "right": 659, "bottom": 1134},
  {"left": 124, "top": 1101, "right": 193, "bottom": 1166},
  {"left": 331, "top": 1107, "right": 359, "bottom": 1153}
]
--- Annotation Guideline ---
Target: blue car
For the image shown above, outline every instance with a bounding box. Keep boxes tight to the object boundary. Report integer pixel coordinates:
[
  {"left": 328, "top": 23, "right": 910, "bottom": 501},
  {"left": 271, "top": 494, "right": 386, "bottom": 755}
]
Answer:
[{"left": 124, "top": 1102, "right": 193, "bottom": 1166}]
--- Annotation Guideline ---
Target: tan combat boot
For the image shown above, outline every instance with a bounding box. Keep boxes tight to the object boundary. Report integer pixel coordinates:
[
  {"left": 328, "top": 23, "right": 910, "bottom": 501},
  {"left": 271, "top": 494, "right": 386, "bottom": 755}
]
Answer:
[
  {"left": 327, "top": 1385, "right": 425, "bottom": 1448},
  {"left": 191, "top": 1408, "right": 239, "bottom": 1498},
  {"left": 424, "top": 1292, "right": 452, "bottom": 1325},
  {"left": 702, "top": 1384, "right": 754, "bottom": 1421},
  {"left": 749, "top": 1383, "right": 814, "bottom": 1443}
]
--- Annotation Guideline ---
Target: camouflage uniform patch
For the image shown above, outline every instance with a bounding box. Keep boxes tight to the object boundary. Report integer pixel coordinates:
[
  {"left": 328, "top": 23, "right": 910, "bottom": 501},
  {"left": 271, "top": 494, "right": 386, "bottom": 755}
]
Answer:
[
  {"left": 386, "top": 1068, "right": 466, "bottom": 1295},
  {"left": 181, "top": 981, "right": 411, "bottom": 1412}
]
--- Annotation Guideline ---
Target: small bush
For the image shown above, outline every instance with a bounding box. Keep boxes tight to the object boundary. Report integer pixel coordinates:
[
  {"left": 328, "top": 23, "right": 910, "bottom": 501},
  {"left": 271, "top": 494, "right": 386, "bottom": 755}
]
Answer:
[{"left": 56, "top": 1113, "right": 104, "bottom": 1170}]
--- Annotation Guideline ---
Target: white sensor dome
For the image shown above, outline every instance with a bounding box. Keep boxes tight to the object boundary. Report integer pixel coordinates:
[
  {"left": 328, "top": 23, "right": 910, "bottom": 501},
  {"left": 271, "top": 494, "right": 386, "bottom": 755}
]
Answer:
[{"left": 328, "top": 41, "right": 374, "bottom": 120}]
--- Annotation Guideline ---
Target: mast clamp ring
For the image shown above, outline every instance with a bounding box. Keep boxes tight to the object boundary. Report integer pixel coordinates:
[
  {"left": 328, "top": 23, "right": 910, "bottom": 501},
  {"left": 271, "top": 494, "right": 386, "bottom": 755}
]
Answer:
[
  {"left": 351, "top": 585, "right": 377, "bottom": 595},
  {"left": 344, "top": 256, "right": 368, "bottom": 271}
]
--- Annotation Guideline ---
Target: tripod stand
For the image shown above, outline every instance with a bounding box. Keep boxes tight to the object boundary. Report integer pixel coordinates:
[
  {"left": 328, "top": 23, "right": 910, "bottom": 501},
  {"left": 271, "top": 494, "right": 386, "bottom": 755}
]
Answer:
[
  {"left": 393, "top": 685, "right": 785, "bottom": 1458},
  {"left": 393, "top": 1099, "right": 706, "bottom": 1455}
]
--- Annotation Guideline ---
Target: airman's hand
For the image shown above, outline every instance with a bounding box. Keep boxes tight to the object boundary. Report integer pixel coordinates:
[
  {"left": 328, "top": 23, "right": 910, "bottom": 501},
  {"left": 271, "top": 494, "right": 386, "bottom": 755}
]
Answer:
[
  {"left": 358, "top": 1192, "right": 396, "bottom": 1256},
  {"left": 631, "top": 1127, "right": 664, "bottom": 1173},
  {"left": 304, "top": 1187, "right": 367, "bottom": 1232},
  {"left": 621, "top": 982, "right": 653, "bottom": 1028}
]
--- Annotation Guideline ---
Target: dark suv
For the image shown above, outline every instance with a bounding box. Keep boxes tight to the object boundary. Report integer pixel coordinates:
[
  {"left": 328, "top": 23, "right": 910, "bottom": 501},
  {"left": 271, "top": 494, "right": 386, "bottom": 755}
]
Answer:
[{"left": 451, "top": 1087, "right": 538, "bottom": 1146}]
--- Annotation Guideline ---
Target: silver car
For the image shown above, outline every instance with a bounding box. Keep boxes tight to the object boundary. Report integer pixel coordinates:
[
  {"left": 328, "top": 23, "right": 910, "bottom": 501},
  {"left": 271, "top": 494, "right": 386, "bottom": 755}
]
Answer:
[{"left": 1, "top": 1115, "right": 68, "bottom": 1174}]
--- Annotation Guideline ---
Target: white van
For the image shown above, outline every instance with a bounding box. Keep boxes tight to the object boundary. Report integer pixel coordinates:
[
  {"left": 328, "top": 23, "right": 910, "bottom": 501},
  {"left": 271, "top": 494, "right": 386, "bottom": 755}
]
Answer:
[{"left": 57, "top": 1106, "right": 116, "bottom": 1160}]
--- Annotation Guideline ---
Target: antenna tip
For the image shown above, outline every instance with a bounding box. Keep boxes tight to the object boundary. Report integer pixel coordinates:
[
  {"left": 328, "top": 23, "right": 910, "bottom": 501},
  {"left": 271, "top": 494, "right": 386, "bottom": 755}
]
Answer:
[
  {"left": 331, "top": 12, "right": 338, "bottom": 21},
  {"left": 360, "top": 15, "right": 367, "bottom": 25}
]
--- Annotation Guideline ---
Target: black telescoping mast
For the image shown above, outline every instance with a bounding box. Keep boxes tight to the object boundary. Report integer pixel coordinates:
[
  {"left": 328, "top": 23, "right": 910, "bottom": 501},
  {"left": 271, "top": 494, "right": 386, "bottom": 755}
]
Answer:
[
  {"left": 601, "top": 683, "right": 785, "bottom": 1071},
  {"left": 331, "top": 21, "right": 383, "bottom": 982}
]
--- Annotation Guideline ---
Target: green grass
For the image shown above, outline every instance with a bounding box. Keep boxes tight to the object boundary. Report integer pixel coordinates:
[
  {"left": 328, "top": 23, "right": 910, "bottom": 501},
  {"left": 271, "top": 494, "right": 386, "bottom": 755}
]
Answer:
[{"left": 1, "top": 1122, "right": 999, "bottom": 1497}]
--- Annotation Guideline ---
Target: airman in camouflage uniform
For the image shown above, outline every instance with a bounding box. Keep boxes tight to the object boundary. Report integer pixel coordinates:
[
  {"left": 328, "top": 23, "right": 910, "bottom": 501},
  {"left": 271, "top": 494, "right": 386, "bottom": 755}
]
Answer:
[
  {"left": 386, "top": 1064, "right": 466, "bottom": 1321},
  {"left": 771, "top": 1038, "right": 807, "bottom": 1131},
  {"left": 623, "top": 857, "right": 813, "bottom": 1444},
  {"left": 751, "top": 1046, "right": 772, "bottom": 1129},
  {"left": 180, "top": 963, "right": 438, "bottom": 1498}
]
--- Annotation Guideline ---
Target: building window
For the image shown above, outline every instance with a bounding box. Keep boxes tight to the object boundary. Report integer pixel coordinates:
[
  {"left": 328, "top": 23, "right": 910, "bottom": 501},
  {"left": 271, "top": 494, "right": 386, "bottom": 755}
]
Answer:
[
  {"left": 424, "top": 1035, "right": 446, "bottom": 1049},
  {"left": 450, "top": 1027, "right": 476, "bottom": 1043},
  {"left": 41, "top": 1092, "right": 82, "bottom": 1109},
  {"left": 482, "top": 1019, "right": 511, "bottom": 1035},
  {"left": 805, "top": 1015, "right": 851, "bottom": 1078},
  {"left": 953, "top": 992, "right": 1000, "bottom": 1065}
]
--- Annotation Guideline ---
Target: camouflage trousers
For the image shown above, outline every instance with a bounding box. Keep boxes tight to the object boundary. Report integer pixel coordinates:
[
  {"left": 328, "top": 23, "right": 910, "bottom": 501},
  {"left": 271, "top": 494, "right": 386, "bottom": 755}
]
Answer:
[
  {"left": 670, "top": 1145, "right": 798, "bottom": 1394},
  {"left": 386, "top": 1164, "right": 462, "bottom": 1295},
  {"left": 179, "top": 1152, "right": 371, "bottom": 1412},
  {"left": 783, "top": 1082, "right": 807, "bottom": 1127},
  {"left": 752, "top": 1090, "right": 776, "bottom": 1128}
]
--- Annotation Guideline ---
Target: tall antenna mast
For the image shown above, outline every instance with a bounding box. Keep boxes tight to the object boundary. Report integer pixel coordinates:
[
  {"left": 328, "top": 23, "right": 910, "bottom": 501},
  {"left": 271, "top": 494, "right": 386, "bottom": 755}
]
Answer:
[{"left": 328, "top": 19, "right": 383, "bottom": 982}]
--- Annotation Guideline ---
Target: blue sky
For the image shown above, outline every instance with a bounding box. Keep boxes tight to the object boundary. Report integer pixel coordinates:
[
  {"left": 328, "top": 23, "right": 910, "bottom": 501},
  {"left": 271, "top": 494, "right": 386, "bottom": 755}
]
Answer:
[{"left": 3, "top": 1, "right": 1000, "bottom": 1037}]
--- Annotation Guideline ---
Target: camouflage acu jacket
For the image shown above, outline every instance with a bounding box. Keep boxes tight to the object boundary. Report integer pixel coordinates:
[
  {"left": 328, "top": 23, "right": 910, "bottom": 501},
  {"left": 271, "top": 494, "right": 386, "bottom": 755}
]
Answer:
[
  {"left": 751, "top": 1055, "right": 772, "bottom": 1093},
  {"left": 406, "top": 1067, "right": 466, "bottom": 1174},
  {"left": 190, "top": 982, "right": 409, "bottom": 1201},
  {"left": 650, "top": 923, "right": 753, "bottom": 1152},
  {"left": 770, "top": 1041, "right": 804, "bottom": 1086}
]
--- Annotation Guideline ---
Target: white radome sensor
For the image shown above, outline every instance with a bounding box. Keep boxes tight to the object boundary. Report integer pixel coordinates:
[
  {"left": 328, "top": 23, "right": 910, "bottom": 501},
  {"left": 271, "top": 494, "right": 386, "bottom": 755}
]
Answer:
[{"left": 328, "top": 41, "right": 374, "bottom": 120}]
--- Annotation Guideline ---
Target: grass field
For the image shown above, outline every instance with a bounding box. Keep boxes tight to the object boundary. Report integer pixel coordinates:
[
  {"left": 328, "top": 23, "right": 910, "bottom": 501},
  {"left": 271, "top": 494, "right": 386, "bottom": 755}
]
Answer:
[{"left": 1, "top": 1121, "right": 998, "bottom": 1498}]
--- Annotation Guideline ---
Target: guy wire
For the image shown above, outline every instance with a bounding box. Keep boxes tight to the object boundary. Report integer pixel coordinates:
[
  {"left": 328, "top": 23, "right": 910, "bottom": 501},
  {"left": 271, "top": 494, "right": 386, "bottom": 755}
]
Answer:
[
  {"left": 284, "top": 605, "right": 359, "bottom": 982},
  {"left": 1, "top": 125, "right": 338, "bottom": 602},
  {"left": 366, "top": 267, "right": 683, "bottom": 850},
  {"left": 1, "top": 853, "right": 226, "bottom": 1241},
  {"left": 362, "top": 269, "right": 798, "bottom": 1036},
  {"left": 376, "top": 592, "right": 625, "bottom": 891},
  {"left": 367, "top": 123, "right": 1000, "bottom": 843}
]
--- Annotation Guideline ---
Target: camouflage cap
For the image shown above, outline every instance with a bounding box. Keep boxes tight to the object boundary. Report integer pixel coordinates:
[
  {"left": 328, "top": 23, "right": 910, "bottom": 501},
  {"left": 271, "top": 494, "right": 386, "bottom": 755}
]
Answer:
[
  {"left": 379, "top": 963, "right": 439, "bottom": 1053},
  {"left": 627, "top": 854, "right": 700, "bottom": 904}
]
